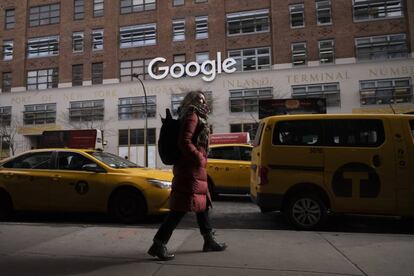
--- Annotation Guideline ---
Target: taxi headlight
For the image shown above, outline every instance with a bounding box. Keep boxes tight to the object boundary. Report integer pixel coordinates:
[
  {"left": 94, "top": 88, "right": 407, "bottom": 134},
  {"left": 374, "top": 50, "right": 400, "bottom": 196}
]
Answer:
[{"left": 148, "top": 179, "right": 172, "bottom": 189}]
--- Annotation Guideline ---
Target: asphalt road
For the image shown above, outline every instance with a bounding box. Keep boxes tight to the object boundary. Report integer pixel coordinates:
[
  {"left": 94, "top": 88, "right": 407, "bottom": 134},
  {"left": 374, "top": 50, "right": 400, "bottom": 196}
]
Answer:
[{"left": 4, "top": 195, "right": 414, "bottom": 235}]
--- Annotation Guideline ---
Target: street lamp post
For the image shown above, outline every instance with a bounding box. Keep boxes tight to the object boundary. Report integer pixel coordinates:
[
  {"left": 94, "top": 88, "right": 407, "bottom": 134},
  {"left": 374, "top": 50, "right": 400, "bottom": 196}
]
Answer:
[{"left": 132, "top": 73, "right": 148, "bottom": 167}]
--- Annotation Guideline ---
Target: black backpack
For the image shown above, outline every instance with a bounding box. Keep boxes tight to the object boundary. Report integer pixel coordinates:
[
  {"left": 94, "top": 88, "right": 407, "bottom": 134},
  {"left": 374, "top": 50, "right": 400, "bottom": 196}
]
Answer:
[{"left": 158, "top": 108, "right": 181, "bottom": 165}]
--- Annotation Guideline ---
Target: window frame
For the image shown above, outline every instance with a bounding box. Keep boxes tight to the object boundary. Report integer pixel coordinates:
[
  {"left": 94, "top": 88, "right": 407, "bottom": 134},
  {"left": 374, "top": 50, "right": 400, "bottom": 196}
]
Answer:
[
  {"left": 1, "top": 72, "right": 12, "bottom": 93},
  {"left": 228, "top": 47, "right": 271, "bottom": 72},
  {"left": 91, "top": 29, "right": 104, "bottom": 51},
  {"left": 120, "top": 0, "right": 156, "bottom": 14},
  {"left": 229, "top": 88, "right": 273, "bottom": 113},
  {"left": 318, "top": 39, "right": 335, "bottom": 64},
  {"left": 355, "top": 33, "right": 408, "bottom": 61},
  {"left": 69, "top": 99, "right": 104, "bottom": 122},
  {"left": 292, "top": 82, "right": 341, "bottom": 107},
  {"left": 72, "top": 64, "right": 83, "bottom": 87},
  {"left": 23, "top": 103, "right": 57, "bottom": 125},
  {"left": 26, "top": 68, "right": 58, "bottom": 90},
  {"left": 74, "top": 0, "right": 84, "bottom": 20},
  {"left": 172, "top": 19, "right": 185, "bottom": 42},
  {"left": 289, "top": 3, "right": 305, "bottom": 28},
  {"left": 226, "top": 9, "right": 270, "bottom": 36},
  {"left": 119, "top": 23, "right": 157, "bottom": 48},
  {"left": 291, "top": 42, "right": 307, "bottom": 66},
  {"left": 93, "top": 0, "right": 104, "bottom": 17},
  {"left": 27, "top": 35, "right": 59, "bottom": 58},
  {"left": 29, "top": 3, "right": 60, "bottom": 27},
  {"left": 0, "top": 106, "right": 12, "bottom": 126},
  {"left": 195, "top": 16, "right": 208, "bottom": 39},
  {"left": 2, "top": 40, "right": 13, "bottom": 61},
  {"left": 72, "top": 32, "right": 84, "bottom": 53},
  {"left": 118, "top": 96, "right": 157, "bottom": 120},
  {"left": 5, "top": 8, "right": 16, "bottom": 29},
  {"left": 91, "top": 62, "right": 103, "bottom": 85},
  {"left": 353, "top": 0, "right": 404, "bottom": 22},
  {"left": 359, "top": 77, "right": 413, "bottom": 105}
]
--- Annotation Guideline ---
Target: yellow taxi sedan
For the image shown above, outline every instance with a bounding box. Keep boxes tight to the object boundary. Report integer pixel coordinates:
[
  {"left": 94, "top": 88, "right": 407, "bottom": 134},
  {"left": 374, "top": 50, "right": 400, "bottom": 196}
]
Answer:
[
  {"left": 0, "top": 148, "right": 172, "bottom": 223},
  {"left": 207, "top": 143, "right": 253, "bottom": 198}
]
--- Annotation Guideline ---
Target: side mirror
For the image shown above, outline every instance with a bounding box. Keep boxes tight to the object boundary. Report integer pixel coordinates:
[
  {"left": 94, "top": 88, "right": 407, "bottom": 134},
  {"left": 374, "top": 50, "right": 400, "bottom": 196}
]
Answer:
[{"left": 82, "top": 163, "right": 105, "bottom": 173}]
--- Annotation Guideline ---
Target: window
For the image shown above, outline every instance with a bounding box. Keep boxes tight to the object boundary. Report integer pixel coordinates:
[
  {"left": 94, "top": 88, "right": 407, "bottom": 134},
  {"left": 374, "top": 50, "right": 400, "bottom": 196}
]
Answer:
[
  {"left": 120, "top": 0, "right": 156, "bottom": 14},
  {"left": 5, "top": 9, "right": 15, "bottom": 29},
  {"left": 74, "top": 0, "right": 84, "bottom": 20},
  {"left": 171, "top": 91, "right": 213, "bottom": 115},
  {"left": 120, "top": 59, "right": 154, "bottom": 82},
  {"left": 29, "top": 4, "right": 60, "bottom": 27},
  {"left": 316, "top": 0, "right": 332, "bottom": 25},
  {"left": 23, "top": 103, "right": 56, "bottom": 125},
  {"left": 173, "top": 0, "right": 185, "bottom": 6},
  {"left": 227, "top": 9, "right": 269, "bottom": 35},
  {"left": 356, "top": 33, "right": 408, "bottom": 61},
  {"left": 359, "top": 78, "right": 412, "bottom": 105},
  {"left": 57, "top": 152, "right": 97, "bottom": 171},
  {"left": 94, "top": 0, "right": 104, "bottom": 17},
  {"left": 230, "top": 88, "right": 273, "bottom": 112},
  {"left": 274, "top": 120, "right": 323, "bottom": 146},
  {"left": 92, "top": 29, "right": 104, "bottom": 51},
  {"left": 92, "top": 63, "right": 103, "bottom": 84},
  {"left": 196, "top": 52, "right": 209, "bottom": 64},
  {"left": 324, "top": 119, "right": 385, "bottom": 147},
  {"left": 290, "top": 4, "right": 304, "bottom": 28},
  {"left": 230, "top": 123, "right": 259, "bottom": 140},
  {"left": 119, "top": 128, "right": 156, "bottom": 145},
  {"left": 195, "top": 0, "right": 207, "bottom": 3},
  {"left": 120, "top": 24, "right": 157, "bottom": 48},
  {"left": 353, "top": 0, "right": 403, "bottom": 21},
  {"left": 208, "top": 146, "right": 239, "bottom": 160},
  {"left": 195, "top": 16, "right": 208, "bottom": 39},
  {"left": 72, "top": 32, "right": 84, "bottom": 52},
  {"left": 118, "top": 96, "right": 156, "bottom": 119},
  {"left": 292, "top": 83, "right": 340, "bottom": 107},
  {"left": 172, "top": 19, "right": 185, "bottom": 41},
  {"left": 228, "top": 47, "right": 271, "bottom": 72},
  {"left": 3, "top": 151, "right": 53, "bottom": 169},
  {"left": 291, "top": 42, "right": 307, "bottom": 66},
  {"left": 72, "top": 64, "right": 83, "bottom": 86},
  {"left": 2, "top": 72, "right": 12, "bottom": 93},
  {"left": 0, "top": 106, "right": 11, "bottom": 126},
  {"left": 27, "top": 69, "right": 58, "bottom": 90},
  {"left": 2, "top": 40, "right": 13, "bottom": 61},
  {"left": 27, "top": 36, "right": 59, "bottom": 58},
  {"left": 69, "top": 100, "right": 104, "bottom": 122},
  {"left": 319, "top": 39, "right": 335, "bottom": 64}
]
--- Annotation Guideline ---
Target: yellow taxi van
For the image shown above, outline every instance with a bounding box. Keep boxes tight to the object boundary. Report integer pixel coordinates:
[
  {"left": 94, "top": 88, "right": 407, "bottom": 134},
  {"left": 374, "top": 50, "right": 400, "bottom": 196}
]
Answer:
[{"left": 250, "top": 114, "right": 414, "bottom": 230}]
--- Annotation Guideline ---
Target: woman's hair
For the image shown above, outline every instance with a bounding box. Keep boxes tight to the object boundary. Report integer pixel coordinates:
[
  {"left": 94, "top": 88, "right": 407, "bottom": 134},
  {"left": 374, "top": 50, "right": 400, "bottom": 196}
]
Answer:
[{"left": 180, "top": 91, "right": 205, "bottom": 110}]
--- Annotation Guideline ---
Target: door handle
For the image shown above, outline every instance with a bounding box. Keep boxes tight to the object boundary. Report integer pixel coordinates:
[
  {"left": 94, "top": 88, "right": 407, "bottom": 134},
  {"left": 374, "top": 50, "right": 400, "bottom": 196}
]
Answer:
[
  {"left": 4, "top": 172, "right": 14, "bottom": 179},
  {"left": 372, "top": 155, "right": 381, "bottom": 167},
  {"left": 52, "top": 175, "right": 61, "bottom": 181}
]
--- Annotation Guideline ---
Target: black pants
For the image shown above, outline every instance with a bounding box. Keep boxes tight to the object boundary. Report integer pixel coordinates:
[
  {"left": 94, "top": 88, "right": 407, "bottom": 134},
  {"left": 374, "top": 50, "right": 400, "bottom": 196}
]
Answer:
[{"left": 154, "top": 210, "right": 212, "bottom": 244}]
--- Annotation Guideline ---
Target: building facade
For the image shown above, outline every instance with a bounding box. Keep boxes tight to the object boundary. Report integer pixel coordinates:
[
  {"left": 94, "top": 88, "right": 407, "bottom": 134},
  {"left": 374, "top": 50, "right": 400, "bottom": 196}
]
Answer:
[{"left": 1, "top": 0, "right": 413, "bottom": 167}]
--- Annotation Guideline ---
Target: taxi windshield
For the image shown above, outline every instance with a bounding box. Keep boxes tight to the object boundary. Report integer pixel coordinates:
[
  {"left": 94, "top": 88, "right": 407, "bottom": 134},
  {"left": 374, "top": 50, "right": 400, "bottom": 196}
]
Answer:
[{"left": 90, "top": 152, "right": 141, "bottom": 169}]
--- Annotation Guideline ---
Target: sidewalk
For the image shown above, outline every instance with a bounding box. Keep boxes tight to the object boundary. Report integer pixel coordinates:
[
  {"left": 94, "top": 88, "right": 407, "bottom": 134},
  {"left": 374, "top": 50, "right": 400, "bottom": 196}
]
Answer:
[{"left": 1, "top": 223, "right": 414, "bottom": 275}]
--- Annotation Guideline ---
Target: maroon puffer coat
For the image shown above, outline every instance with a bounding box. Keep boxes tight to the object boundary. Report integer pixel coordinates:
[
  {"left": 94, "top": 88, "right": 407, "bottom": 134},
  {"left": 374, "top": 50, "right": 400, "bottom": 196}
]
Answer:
[{"left": 169, "top": 110, "right": 212, "bottom": 212}]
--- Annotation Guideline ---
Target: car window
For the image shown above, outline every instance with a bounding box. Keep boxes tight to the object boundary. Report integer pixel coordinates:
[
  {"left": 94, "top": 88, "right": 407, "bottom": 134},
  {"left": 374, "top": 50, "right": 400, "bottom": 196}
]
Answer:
[
  {"left": 252, "top": 122, "right": 264, "bottom": 146},
  {"left": 324, "top": 119, "right": 384, "bottom": 147},
  {"left": 90, "top": 151, "right": 140, "bottom": 168},
  {"left": 239, "top": 146, "right": 252, "bottom": 161},
  {"left": 3, "top": 151, "right": 53, "bottom": 169},
  {"left": 410, "top": 120, "right": 414, "bottom": 140},
  {"left": 57, "top": 152, "right": 96, "bottom": 171},
  {"left": 273, "top": 120, "right": 323, "bottom": 146},
  {"left": 208, "top": 146, "right": 240, "bottom": 160}
]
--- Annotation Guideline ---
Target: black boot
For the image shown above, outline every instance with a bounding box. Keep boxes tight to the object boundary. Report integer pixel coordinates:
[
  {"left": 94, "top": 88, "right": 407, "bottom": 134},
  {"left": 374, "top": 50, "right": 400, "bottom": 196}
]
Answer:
[
  {"left": 148, "top": 240, "right": 175, "bottom": 261},
  {"left": 202, "top": 232, "right": 227, "bottom": 252}
]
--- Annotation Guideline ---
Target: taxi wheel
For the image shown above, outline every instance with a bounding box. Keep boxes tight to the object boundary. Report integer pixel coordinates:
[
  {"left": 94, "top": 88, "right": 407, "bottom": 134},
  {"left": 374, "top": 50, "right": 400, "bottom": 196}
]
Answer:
[
  {"left": 110, "top": 190, "right": 147, "bottom": 224},
  {"left": 285, "top": 193, "right": 327, "bottom": 230},
  {"left": 0, "top": 192, "right": 13, "bottom": 220}
]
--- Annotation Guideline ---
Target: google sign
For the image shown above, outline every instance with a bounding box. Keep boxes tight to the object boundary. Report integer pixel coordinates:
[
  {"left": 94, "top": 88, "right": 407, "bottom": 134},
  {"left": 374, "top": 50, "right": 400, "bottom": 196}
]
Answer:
[{"left": 148, "top": 52, "right": 237, "bottom": 82}]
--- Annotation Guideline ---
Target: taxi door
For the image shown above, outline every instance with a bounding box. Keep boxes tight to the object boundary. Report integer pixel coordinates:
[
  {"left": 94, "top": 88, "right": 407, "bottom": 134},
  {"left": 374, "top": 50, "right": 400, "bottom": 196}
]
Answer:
[
  {"left": 236, "top": 145, "right": 253, "bottom": 191},
  {"left": 324, "top": 119, "right": 396, "bottom": 214},
  {"left": 1, "top": 151, "right": 53, "bottom": 211},
  {"left": 207, "top": 146, "right": 243, "bottom": 191},
  {"left": 49, "top": 151, "right": 108, "bottom": 212}
]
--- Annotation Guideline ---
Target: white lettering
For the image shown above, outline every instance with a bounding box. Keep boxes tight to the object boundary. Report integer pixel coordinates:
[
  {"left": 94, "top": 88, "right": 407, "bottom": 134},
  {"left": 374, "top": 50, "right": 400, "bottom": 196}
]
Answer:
[{"left": 148, "top": 52, "right": 236, "bottom": 82}]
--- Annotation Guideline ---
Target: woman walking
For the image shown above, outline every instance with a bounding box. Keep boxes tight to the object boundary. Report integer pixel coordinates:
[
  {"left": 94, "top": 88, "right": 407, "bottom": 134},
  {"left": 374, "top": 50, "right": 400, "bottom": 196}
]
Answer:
[{"left": 148, "top": 91, "right": 227, "bottom": 261}]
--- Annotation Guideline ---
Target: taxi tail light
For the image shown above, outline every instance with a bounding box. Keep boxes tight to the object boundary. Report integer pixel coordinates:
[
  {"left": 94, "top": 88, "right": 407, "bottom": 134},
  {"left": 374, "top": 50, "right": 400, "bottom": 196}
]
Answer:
[{"left": 258, "top": 166, "right": 269, "bottom": 186}]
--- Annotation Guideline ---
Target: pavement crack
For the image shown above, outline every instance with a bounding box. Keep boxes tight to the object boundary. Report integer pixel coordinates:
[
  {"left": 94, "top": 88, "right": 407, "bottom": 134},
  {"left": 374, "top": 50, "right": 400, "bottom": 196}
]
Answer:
[{"left": 319, "top": 233, "right": 368, "bottom": 276}]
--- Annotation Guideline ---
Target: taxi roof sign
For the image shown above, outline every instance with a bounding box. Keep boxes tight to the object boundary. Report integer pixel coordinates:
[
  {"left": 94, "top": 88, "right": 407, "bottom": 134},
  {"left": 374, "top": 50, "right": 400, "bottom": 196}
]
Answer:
[{"left": 210, "top": 132, "right": 250, "bottom": 145}]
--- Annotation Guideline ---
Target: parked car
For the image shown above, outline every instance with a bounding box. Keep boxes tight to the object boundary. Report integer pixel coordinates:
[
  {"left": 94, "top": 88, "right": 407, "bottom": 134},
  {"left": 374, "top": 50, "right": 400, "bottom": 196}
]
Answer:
[
  {"left": 0, "top": 148, "right": 172, "bottom": 223},
  {"left": 251, "top": 114, "right": 414, "bottom": 230},
  {"left": 207, "top": 143, "right": 253, "bottom": 198}
]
